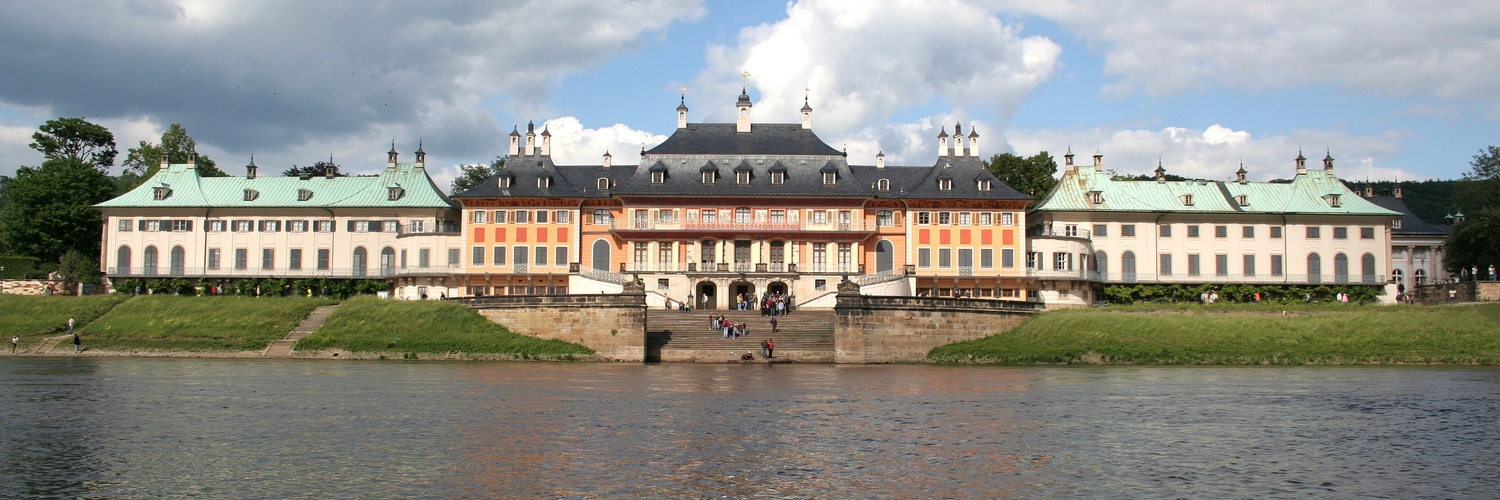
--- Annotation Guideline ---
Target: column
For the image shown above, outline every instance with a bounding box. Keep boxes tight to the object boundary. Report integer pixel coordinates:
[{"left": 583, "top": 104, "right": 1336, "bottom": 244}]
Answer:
[
  {"left": 1406, "top": 245, "right": 1414, "bottom": 288},
  {"left": 1434, "top": 245, "right": 1444, "bottom": 282}
]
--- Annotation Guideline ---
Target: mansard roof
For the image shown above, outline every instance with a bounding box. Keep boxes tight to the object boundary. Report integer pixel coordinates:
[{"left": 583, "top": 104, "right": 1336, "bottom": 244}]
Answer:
[
  {"left": 1032, "top": 164, "right": 1400, "bottom": 216},
  {"left": 1367, "top": 195, "right": 1450, "bottom": 236},
  {"left": 644, "top": 123, "right": 842, "bottom": 156},
  {"left": 452, "top": 155, "right": 634, "bottom": 199},
  {"left": 97, "top": 162, "right": 457, "bottom": 209}
]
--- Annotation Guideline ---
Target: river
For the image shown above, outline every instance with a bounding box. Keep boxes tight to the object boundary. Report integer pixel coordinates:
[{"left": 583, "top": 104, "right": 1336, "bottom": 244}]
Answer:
[{"left": 2, "top": 359, "right": 1496, "bottom": 498}]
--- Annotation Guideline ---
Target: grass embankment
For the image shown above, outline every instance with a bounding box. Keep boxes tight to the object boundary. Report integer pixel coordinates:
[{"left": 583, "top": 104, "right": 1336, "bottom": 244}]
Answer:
[
  {"left": 295, "top": 296, "right": 595, "bottom": 359},
  {"left": 930, "top": 303, "right": 1500, "bottom": 365},
  {"left": 1, "top": 294, "right": 131, "bottom": 350},
  {"left": 80, "top": 295, "right": 335, "bottom": 352}
]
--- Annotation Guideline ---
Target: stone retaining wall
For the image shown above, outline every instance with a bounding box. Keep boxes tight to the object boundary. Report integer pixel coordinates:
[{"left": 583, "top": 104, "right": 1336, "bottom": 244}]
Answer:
[
  {"left": 833, "top": 294, "right": 1040, "bottom": 363},
  {"left": 456, "top": 294, "right": 647, "bottom": 362},
  {"left": 0, "top": 279, "right": 69, "bottom": 296},
  {"left": 1415, "top": 281, "right": 1500, "bottom": 305}
]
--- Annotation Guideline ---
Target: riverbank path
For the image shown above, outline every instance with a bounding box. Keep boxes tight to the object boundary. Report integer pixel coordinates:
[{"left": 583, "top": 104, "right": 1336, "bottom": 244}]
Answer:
[
  {"left": 263, "top": 305, "right": 339, "bottom": 357},
  {"left": 20, "top": 334, "right": 71, "bottom": 355}
]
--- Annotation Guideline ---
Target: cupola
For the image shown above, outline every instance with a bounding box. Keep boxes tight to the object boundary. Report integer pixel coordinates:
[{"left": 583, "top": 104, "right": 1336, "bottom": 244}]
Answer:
[{"left": 736, "top": 87, "right": 753, "bottom": 133}]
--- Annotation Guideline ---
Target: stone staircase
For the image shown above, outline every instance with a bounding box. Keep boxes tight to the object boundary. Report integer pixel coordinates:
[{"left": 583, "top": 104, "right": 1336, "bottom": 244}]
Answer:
[
  {"left": 646, "top": 309, "right": 835, "bottom": 362},
  {"left": 28, "top": 334, "right": 68, "bottom": 355},
  {"left": 263, "top": 305, "right": 338, "bottom": 357}
]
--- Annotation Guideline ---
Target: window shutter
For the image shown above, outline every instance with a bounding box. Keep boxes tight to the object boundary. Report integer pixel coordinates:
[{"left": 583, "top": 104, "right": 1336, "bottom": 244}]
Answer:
[
  {"left": 258, "top": 220, "right": 266, "bottom": 232},
  {"left": 137, "top": 220, "right": 145, "bottom": 231},
  {"left": 347, "top": 220, "right": 357, "bottom": 232},
  {"left": 186, "top": 220, "right": 194, "bottom": 232}
]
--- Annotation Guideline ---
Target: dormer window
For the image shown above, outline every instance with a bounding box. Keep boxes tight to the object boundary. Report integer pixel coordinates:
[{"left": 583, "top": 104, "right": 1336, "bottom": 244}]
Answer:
[
  {"left": 1392, "top": 219, "right": 1402, "bottom": 229},
  {"left": 1090, "top": 191, "right": 1104, "bottom": 204},
  {"left": 243, "top": 189, "right": 259, "bottom": 201},
  {"left": 771, "top": 171, "right": 785, "bottom": 184},
  {"left": 537, "top": 176, "right": 552, "bottom": 189},
  {"left": 877, "top": 179, "right": 889, "bottom": 191},
  {"left": 938, "top": 179, "right": 953, "bottom": 191},
  {"left": 651, "top": 171, "right": 665, "bottom": 184},
  {"left": 1236, "top": 194, "right": 1248, "bottom": 206},
  {"left": 736, "top": 171, "right": 750, "bottom": 184},
  {"left": 702, "top": 171, "right": 715, "bottom": 184},
  {"left": 1182, "top": 194, "right": 1194, "bottom": 206},
  {"left": 297, "top": 188, "right": 313, "bottom": 201},
  {"left": 823, "top": 172, "right": 836, "bottom": 185},
  {"left": 499, "top": 176, "right": 511, "bottom": 188},
  {"left": 1328, "top": 194, "right": 1341, "bottom": 207},
  {"left": 153, "top": 186, "right": 171, "bottom": 200},
  {"left": 598, "top": 178, "right": 610, "bottom": 190},
  {"left": 387, "top": 187, "right": 405, "bottom": 201},
  {"left": 977, "top": 180, "right": 991, "bottom": 191}
]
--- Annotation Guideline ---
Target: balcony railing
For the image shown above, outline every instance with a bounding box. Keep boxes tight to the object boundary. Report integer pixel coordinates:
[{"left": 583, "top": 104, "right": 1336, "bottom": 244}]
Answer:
[
  {"left": 578, "top": 266, "right": 633, "bottom": 285},
  {"left": 610, "top": 219, "right": 871, "bottom": 232},
  {"left": 1029, "top": 228, "right": 1092, "bottom": 239},
  {"left": 399, "top": 222, "right": 461, "bottom": 236},
  {"left": 108, "top": 266, "right": 408, "bottom": 279},
  {"left": 1071, "top": 272, "right": 1386, "bottom": 285}
]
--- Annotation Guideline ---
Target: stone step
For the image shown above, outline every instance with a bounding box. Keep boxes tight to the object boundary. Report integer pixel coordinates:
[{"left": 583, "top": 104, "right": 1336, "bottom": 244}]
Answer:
[
  {"left": 264, "top": 305, "right": 339, "bottom": 357},
  {"left": 647, "top": 309, "right": 835, "bottom": 353}
]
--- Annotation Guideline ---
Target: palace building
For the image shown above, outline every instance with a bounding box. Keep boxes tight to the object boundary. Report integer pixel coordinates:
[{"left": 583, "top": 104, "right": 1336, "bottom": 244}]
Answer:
[
  {"left": 451, "top": 91, "right": 1034, "bottom": 309},
  {"left": 96, "top": 148, "right": 463, "bottom": 297},
  {"left": 1027, "top": 150, "right": 1403, "bottom": 305}
]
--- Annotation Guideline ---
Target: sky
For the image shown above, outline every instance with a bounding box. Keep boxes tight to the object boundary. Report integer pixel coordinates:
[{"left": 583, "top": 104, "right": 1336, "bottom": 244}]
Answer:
[{"left": 2, "top": 0, "right": 1498, "bottom": 192}]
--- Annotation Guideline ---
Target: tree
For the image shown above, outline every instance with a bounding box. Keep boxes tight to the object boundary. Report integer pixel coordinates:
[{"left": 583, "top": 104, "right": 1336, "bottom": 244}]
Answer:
[
  {"left": 1446, "top": 146, "right": 1500, "bottom": 275},
  {"left": 283, "top": 161, "right": 345, "bottom": 177},
  {"left": 984, "top": 151, "right": 1059, "bottom": 204},
  {"left": 1454, "top": 145, "right": 1500, "bottom": 215},
  {"left": 451, "top": 156, "right": 505, "bottom": 194},
  {"left": 116, "top": 124, "right": 226, "bottom": 193},
  {"left": 29, "top": 117, "right": 117, "bottom": 169},
  {"left": 57, "top": 248, "right": 100, "bottom": 284},
  {"left": 0, "top": 157, "right": 116, "bottom": 262}
]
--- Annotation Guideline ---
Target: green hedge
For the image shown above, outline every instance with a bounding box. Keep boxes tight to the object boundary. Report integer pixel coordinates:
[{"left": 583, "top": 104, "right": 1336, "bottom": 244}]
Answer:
[{"left": 1102, "top": 283, "right": 1383, "bottom": 304}]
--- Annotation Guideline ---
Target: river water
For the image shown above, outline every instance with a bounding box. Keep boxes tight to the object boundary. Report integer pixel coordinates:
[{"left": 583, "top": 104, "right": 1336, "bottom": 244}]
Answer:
[{"left": 1, "top": 359, "right": 1496, "bottom": 499}]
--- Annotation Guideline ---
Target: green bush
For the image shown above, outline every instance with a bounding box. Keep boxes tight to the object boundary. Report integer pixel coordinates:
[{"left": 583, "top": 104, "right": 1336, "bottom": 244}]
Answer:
[
  {"left": 1102, "top": 283, "right": 1383, "bottom": 304},
  {"left": 298, "top": 296, "right": 594, "bottom": 358}
]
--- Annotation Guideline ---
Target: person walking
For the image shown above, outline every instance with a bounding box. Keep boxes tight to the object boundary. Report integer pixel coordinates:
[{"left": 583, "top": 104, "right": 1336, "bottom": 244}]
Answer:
[
  {"left": 67, "top": 317, "right": 75, "bottom": 336},
  {"left": 770, "top": 315, "right": 778, "bottom": 332},
  {"left": 72, "top": 332, "right": 81, "bottom": 354},
  {"left": 10, "top": 336, "right": 18, "bottom": 354}
]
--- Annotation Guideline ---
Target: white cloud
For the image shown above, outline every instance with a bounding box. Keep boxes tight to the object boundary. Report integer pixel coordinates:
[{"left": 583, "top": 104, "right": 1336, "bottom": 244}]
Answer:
[
  {"left": 540, "top": 117, "right": 668, "bottom": 166},
  {"left": 987, "top": 0, "right": 1500, "bottom": 106},
  {"left": 690, "top": 0, "right": 1059, "bottom": 136},
  {"left": 1005, "top": 124, "right": 1426, "bottom": 182},
  {"left": 836, "top": 113, "right": 998, "bottom": 166}
]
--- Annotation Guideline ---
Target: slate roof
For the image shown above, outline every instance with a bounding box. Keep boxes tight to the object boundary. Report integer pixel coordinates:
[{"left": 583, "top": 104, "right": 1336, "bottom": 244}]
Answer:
[
  {"left": 97, "top": 162, "right": 457, "bottom": 209},
  {"left": 1032, "top": 165, "right": 1400, "bottom": 216},
  {"left": 1366, "top": 195, "right": 1451, "bottom": 236},
  {"left": 645, "top": 123, "right": 843, "bottom": 156}
]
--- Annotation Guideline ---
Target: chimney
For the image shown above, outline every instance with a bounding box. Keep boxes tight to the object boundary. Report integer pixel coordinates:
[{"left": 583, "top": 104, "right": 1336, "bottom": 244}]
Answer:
[
  {"left": 1394, "top": 186, "right": 1403, "bottom": 198},
  {"left": 1235, "top": 162, "right": 1247, "bottom": 183},
  {"left": 1364, "top": 186, "right": 1373, "bottom": 198},
  {"left": 160, "top": 153, "right": 169, "bottom": 168},
  {"left": 387, "top": 141, "right": 398, "bottom": 167},
  {"left": 1323, "top": 151, "right": 1335, "bottom": 176},
  {"left": 508, "top": 125, "right": 520, "bottom": 156},
  {"left": 876, "top": 151, "right": 885, "bottom": 169},
  {"left": 1064, "top": 148, "right": 1075, "bottom": 174},
  {"left": 937, "top": 127, "right": 949, "bottom": 158},
  {"left": 326, "top": 155, "right": 337, "bottom": 178},
  {"left": 414, "top": 141, "right": 426, "bottom": 167},
  {"left": 540, "top": 126, "right": 551, "bottom": 156},
  {"left": 677, "top": 94, "right": 690, "bottom": 129}
]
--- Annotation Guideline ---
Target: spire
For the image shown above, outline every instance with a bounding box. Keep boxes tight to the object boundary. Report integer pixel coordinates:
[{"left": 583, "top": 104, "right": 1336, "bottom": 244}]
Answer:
[
  {"left": 602, "top": 150, "right": 612, "bottom": 168},
  {"left": 387, "top": 140, "right": 399, "bottom": 165},
  {"left": 937, "top": 126, "right": 949, "bottom": 157},
  {"left": 737, "top": 86, "right": 751, "bottom": 106},
  {"left": 1236, "top": 160, "right": 1247, "bottom": 183},
  {"left": 1154, "top": 159, "right": 1166, "bottom": 180},
  {"left": 800, "top": 89, "right": 813, "bottom": 130},
  {"left": 876, "top": 150, "right": 885, "bottom": 169},
  {"left": 1295, "top": 149, "right": 1307, "bottom": 174},
  {"left": 677, "top": 91, "right": 690, "bottom": 129},
  {"left": 676, "top": 93, "right": 689, "bottom": 112},
  {"left": 414, "top": 140, "right": 426, "bottom": 166},
  {"left": 246, "top": 154, "right": 257, "bottom": 179},
  {"left": 1323, "top": 149, "right": 1334, "bottom": 170},
  {"left": 736, "top": 86, "right": 753, "bottom": 133},
  {"left": 509, "top": 124, "right": 520, "bottom": 137},
  {"left": 1092, "top": 149, "right": 1103, "bottom": 172},
  {"left": 508, "top": 123, "right": 521, "bottom": 156},
  {"left": 967, "top": 127, "right": 979, "bottom": 156}
]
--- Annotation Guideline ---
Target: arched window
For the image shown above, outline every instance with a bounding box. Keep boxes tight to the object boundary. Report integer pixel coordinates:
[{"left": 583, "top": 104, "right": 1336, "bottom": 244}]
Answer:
[
  {"left": 591, "top": 239, "right": 611, "bottom": 271},
  {"left": 143, "top": 245, "right": 159, "bottom": 275},
  {"left": 170, "top": 246, "right": 185, "bottom": 276},
  {"left": 1392, "top": 268, "right": 1404, "bottom": 287},
  {"left": 597, "top": 178, "right": 609, "bottom": 190},
  {"left": 1361, "top": 253, "right": 1377, "bottom": 284},
  {"left": 1414, "top": 269, "right": 1427, "bottom": 286},
  {"left": 877, "top": 179, "right": 890, "bottom": 190},
  {"left": 1307, "top": 252, "right": 1322, "bottom": 284},
  {"left": 117, "top": 246, "right": 132, "bottom": 274},
  {"left": 1334, "top": 253, "right": 1349, "bottom": 284},
  {"left": 352, "top": 247, "right": 368, "bottom": 277},
  {"left": 380, "top": 247, "right": 396, "bottom": 276},
  {"left": 735, "top": 207, "right": 751, "bottom": 223},
  {"left": 1121, "top": 251, "right": 1136, "bottom": 282},
  {"left": 875, "top": 239, "right": 894, "bottom": 274},
  {"left": 593, "top": 209, "right": 611, "bottom": 225},
  {"left": 1094, "top": 251, "right": 1107, "bottom": 279}
]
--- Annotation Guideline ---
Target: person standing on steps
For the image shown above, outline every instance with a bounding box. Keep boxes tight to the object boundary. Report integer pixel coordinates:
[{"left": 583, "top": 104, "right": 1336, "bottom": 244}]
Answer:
[
  {"left": 770, "top": 315, "right": 778, "bottom": 332},
  {"left": 73, "top": 332, "right": 81, "bottom": 354},
  {"left": 766, "top": 338, "right": 774, "bottom": 359},
  {"left": 760, "top": 338, "right": 770, "bottom": 358}
]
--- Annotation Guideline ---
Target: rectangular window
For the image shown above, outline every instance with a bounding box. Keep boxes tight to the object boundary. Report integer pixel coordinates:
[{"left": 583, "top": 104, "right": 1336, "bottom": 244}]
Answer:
[
  {"left": 1001, "top": 213, "right": 1014, "bottom": 226},
  {"left": 556, "top": 246, "right": 568, "bottom": 267},
  {"left": 815, "top": 279, "right": 827, "bottom": 291},
  {"left": 1159, "top": 225, "right": 1172, "bottom": 237},
  {"left": 235, "top": 249, "right": 248, "bottom": 270},
  {"left": 172, "top": 220, "right": 191, "bottom": 232},
  {"left": 419, "top": 249, "right": 430, "bottom": 268},
  {"left": 634, "top": 243, "right": 648, "bottom": 266},
  {"left": 384, "top": 220, "right": 398, "bottom": 232},
  {"left": 1160, "top": 253, "right": 1173, "bottom": 275},
  {"left": 918, "top": 248, "right": 932, "bottom": 268},
  {"left": 494, "top": 210, "right": 508, "bottom": 224},
  {"left": 1053, "top": 252, "right": 1068, "bottom": 271},
  {"left": 493, "top": 246, "right": 507, "bottom": 266},
  {"left": 1188, "top": 254, "right": 1201, "bottom": 276},
  {"left": 118, "top": 219, "right": 134, "bottom": 231},
  {"left": 210, "top": 220, "right": 227, "bottom": 232},
  {"left": 1093, "top": 224, "right": 1108, "bottom": 237},
  {"left": 937, "top": 212, "right": 951, "bottom": 225},
  {"left": 701, "top": 209, "right": 716, "bottom": 224},
  {"left": 315, "top": 220, "right": 334, "bottom": 232},
  {"left": 290, "top": 220, "right": 308, "bottom": 232},
  {"left": 1187, "top": 225, "right": 1199, "bottom": 238},
  {"left": 979, "top": 213, "right": 992, "bottom": 226},
  {"left": 261, "top": 249, "right": 274, "bottom": 270},
  {"left": 536, "top": 210, "right": 549, "bottom": 224},
  {"left": 1243, "top": 226, "right": 1255, "bottom": 238},
  {"left": 838, "top": 243, "right": 852, "bottom": 269},
  {"left": 1121, "top": 224, "right": 1136, "bottom": 237},
  {"left": 877, "top": 210, "right": 893, "bottom": 226},
  {"left": 1271, "top": 226, "right": 1283, "bottom": 238},
  {"left": 1333, "top": 227, "right": 1348, "bottom": 239},
  {"left": 1243, "top": 254, "right": 1256, "bottom": 276},
  {"left": 938, "top": 248, "right": 952, "bottom": 268},
  {"left": 472, "top": 246, "right": 486, "bottom": 266},
  {"left": 1360, "top": 227, "right": 1375, "bottom": 239},
  {"left": 1027, "top": 252, "right": 1038, "bottom": 269},
  {"left": 1215, "top": 225, "right": 1227, "bottom": 238},
  {"left": 812, "top": 243, "right": 827, "bottom": 269},
  {"left": 1001, "top": 248, "right": 1015, "bottom": 269},
  {"left": 958, "top": 212, "right": 971, "bottom": 226},
  {"left": 556, "top": 211, "right": 570, "bottom": 224},
  {"left": 289, "top": 249, "right": 302, "bottom": 270},
  {"left": 318, "top": 249, "right": 330, "bottom": 270},
  {"left": 513, "top": 246, "right": 529, "bottom": 265},
  {"left": 916, "top": 212, "right": 930, "bottom": 225},
  {"left": 514, "top": 210, "right": 529, "bottom": 224},
  {"left": 1064, "top": 224, "right": 1078, "bottom": 237},
  {"left": 1271, "top": 255, "right": 1284, "bottom": 276},
  {"left": 207, "top": 248, "right": 220, "bottom": 270},
  {"left": 980, "top": 249, "right": 994, "bottom": 268},
  {"left": 1306, "top": 227, "right": 1320, "bottom": 238},
  {"left": 448, "top": 249, "right": 460, "bottom": 266},
  {"left": 471, "top": 211, "right": 487, "bottom": 223},
  {"left": 658, "top": 243, "right": 672, "bottom": 268},
  {"left": 233, "top": 220, "right": 254, "bottom": 232},
  {"left": 1215, "top": 254, "right": 1229, "bottom": 276},
  {"left": 399, "top": 250, "right": 407, "bottom": 269}
]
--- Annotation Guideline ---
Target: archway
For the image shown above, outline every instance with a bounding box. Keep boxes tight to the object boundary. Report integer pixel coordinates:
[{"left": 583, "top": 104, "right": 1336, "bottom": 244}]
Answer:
[
  {"left": 117, "top": 246, "right": 131, "bottom": 274},
  {"left": 143, "top": 245, "right": 159, "bottom": 275},
  {"left": 381, "top": 247, "right": 396, "bottom": 276},
  {"left": 1307, "top": 252, "right": 1321, "bottom": 284},
  {"left": 731, "top": 281, "right": 756, "bottom": 309},
  {"left": 591, "top": 239, "right": 611, "bottom": 271},
  {"left": 696, "top": 281, "right": 717, "bottom": 310},
  {"left": 170, "top": 246, "right": 185, "bottom": 276},
  {"left": 1121, "top": 251, "right": 1136, "bottom": 282},
  {"left": 875, "top": 239, "right": 894, "bottom": 273},
  {"left": 352, "top": 247, "right": 368, "bottom": 277},
  {"left": 1334, "top": 253, "right": 1349, "bottom": 284},
  {"left": 767, "top": 281, "right": 788, "bottom": 296}
]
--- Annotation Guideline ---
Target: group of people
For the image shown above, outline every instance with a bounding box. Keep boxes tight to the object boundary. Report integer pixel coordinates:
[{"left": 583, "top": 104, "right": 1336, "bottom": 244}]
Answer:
[
  {"left": 1199, "top": 290, "right": 1221, "bottom": 304},
  {"left": 711, "top": 314, "right": 750, "bottom": 339},
  {"left": 753, "top": 292, "right": 791, "bottom": 316}
]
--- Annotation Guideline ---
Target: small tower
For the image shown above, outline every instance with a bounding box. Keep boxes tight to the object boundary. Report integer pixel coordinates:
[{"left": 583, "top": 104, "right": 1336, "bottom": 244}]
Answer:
[
  {"left": 1323, "top": 150, "right": 1334, "bottom": 175},
  {"left": 414, "top": 141, "right": 426, "bottom": 167},
  {"left": 736, "top": 87, "right": 753, "bottom": 133},
  {"left": 246, "top": 155, "right": 258, "bottom": 179},
  {"left": 508, "top": 125, "right": 520, "bottom": 156},
  {"left": 1063, "top": 147, "right": 1075, "bottom": 173},
  {"left": 387, "top": 141, "right": 399, "bottom": 166},
  {"left": 876, "top": 150, "right": 885, "bottom": 169},
  {"left": 676, "top": 94, "right": 689, "bottom": 129},
  {"left": 1154, "top": 160, "right": 1166, "bottom": 181},
  {"left": 937, "top": 126, "right": 949, "bottom": 157},
  {"left": 1092, "top": 150, "right": 1104, "bottom": 172},
  {"left": 1295, "top": 150, "right": 1307, "bottom": 175},
  {"left": 188, "top": 153, "right": 197, "bottom": 165},
  {"left": 800, "top": 92, "right": 813, "bottom": 130},
  {"left": 540, "top": 126, "right": 552, "bottom": 156},
  {"left": 160, "top": 153, "right": 169, "bottom": 169},
  {"left": 1236, "top": 161, "right": 1247, "bottom": 183},
  {"left": 602, "top": 150, "right": 612, "bottom": 168},
  {"left": 524, "top": 121, "right": 537, "bottom": 156},
  {"left": 325, "top": 154, "right": 337, "bottom": 178},
  {"left": 968, "top": 128, "right": 980, "bottom": 157},
  {"left": 953, "top": 123, "right": 966, "bottom": 157}
]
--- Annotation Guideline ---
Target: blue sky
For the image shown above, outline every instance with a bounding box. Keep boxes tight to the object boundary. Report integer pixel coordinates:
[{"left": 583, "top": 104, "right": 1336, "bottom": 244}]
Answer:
[{"left": 1, "top": 0, "right": 1496, "bottom": 189}]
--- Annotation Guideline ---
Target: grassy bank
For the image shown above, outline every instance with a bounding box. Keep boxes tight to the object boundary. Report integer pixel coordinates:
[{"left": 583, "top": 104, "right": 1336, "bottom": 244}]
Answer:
[
  {"left": 296, "top": 296, "right": 595, "bottom": 359},
  {"left": 1, "top": 294, "right": 131, "bottom": 349},
  {"left": 930, "top": 304, "right": 1500, "bottom": 365},
  {"left": 79, "top": 295, "right": 335, "bottom": 352}
]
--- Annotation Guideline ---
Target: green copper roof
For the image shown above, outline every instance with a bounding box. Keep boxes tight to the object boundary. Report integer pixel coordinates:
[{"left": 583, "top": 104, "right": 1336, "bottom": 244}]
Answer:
[
  {"left": 1032, "top": 166, "right": 1400, "bottom": 216},
  {"left": 97, "top": 162, "right": 457, "bottom": 209}
]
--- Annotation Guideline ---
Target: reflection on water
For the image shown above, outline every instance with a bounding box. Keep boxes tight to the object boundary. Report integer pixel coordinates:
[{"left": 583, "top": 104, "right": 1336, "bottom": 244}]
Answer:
[{"left": 2, "top": 359, "right": 1497, "bottom": 498}]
